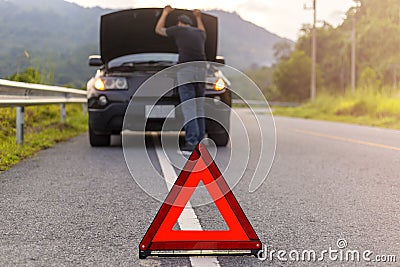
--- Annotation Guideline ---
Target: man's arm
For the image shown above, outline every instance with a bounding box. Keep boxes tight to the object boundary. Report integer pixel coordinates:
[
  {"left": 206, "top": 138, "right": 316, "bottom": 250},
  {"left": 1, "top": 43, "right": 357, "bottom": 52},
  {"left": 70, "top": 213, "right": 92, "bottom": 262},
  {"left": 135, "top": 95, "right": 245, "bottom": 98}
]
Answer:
[
  {"left": 155, "top": 5, "right": 174, "bottom": 37},
  {"left": 193, "top": 9, "right": 206, "bottom": 33}
]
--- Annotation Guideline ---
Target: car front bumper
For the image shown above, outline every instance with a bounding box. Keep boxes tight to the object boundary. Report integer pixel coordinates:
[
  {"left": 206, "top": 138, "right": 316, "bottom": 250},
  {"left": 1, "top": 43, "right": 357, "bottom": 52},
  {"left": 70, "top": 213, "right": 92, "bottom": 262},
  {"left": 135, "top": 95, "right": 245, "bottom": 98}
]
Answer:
[{"left": 89, "top": 96, "right": 231, "bottom": 135}]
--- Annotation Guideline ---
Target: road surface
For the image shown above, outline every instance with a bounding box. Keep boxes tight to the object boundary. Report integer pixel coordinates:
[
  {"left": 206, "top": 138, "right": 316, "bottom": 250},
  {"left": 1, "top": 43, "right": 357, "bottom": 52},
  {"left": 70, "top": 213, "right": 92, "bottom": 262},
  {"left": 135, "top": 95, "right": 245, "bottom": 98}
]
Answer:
[{"left": 1, "top": 109, "right": 399, "bottom": 266}]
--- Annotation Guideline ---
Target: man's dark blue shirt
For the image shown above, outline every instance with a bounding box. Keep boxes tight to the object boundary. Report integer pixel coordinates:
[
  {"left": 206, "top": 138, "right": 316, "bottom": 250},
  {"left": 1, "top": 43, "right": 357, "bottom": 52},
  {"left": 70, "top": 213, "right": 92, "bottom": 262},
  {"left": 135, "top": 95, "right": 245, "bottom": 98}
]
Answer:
[{"left": 166, "top": 26, "right": 206, "bottom": 63}]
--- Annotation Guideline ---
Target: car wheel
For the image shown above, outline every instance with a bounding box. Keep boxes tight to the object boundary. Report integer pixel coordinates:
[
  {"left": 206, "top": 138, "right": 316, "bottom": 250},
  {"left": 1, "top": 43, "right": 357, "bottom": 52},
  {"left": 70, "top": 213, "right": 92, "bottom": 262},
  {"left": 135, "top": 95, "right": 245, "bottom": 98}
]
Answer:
[
  {"left": 89, "top": 125, "right": 110, "bottom": 147},
  {"left": 208, "top": 129, "right": 229, "bottom": 147}
]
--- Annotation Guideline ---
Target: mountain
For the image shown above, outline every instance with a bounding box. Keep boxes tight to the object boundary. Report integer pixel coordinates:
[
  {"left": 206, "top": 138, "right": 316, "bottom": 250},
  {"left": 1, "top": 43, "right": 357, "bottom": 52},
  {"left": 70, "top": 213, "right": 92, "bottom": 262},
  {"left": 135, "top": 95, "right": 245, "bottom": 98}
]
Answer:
[
  {"left": 207, "top": 10, "right": 293, "bottom": 68},
  {"left": 0, "top": 0, "right": 108, "bottom": 86},
  {"left": 0, "top": 0, "right": 292, "bottom": 86}
]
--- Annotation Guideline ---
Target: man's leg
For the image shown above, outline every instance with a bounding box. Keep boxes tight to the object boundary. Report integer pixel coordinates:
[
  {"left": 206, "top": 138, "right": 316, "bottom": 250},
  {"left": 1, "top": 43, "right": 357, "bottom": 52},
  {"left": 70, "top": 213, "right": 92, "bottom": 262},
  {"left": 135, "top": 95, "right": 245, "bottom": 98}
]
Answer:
[
  {"left": 195, "top": 66, "right": 206, "bottom": 143},
  {"left": 177, "top": 67, "right": 199, "bottom": 145},
  {"left": 178, "top": 83, "right": 198, "bottom": 145},
  {"left": 195, "top": 82, "right": 205, "bottom": 143}
]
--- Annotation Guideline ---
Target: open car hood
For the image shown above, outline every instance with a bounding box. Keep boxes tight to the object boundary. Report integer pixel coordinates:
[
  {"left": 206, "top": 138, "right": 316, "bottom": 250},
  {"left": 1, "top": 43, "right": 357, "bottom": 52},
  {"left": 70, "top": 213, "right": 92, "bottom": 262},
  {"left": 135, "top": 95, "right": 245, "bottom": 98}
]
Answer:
[{"left": 100, "top": 8, "right": 218, "bottom": 64}]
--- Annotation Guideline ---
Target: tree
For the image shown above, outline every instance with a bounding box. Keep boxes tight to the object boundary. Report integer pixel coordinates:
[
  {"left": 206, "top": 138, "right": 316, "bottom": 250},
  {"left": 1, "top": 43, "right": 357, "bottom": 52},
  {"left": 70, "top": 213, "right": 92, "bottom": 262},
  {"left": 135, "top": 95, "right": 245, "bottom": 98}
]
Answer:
[
  {"left": 6, "top": 67, "right": 42, "bottom": 84},
  {"left": 273, "top": 41, "right": 293, "bottom": 62},
  {"left": 273, "top": 51, "right": 322, "bottom": 101},
  {"left": 358, "top": 66, "right": 381, "bottom": 89},
  {"left": 296, "top": 23, "right": 349, "bottom": 93},
  {"left": 282, "top": 0, "right": 400, "bottom": 93}
]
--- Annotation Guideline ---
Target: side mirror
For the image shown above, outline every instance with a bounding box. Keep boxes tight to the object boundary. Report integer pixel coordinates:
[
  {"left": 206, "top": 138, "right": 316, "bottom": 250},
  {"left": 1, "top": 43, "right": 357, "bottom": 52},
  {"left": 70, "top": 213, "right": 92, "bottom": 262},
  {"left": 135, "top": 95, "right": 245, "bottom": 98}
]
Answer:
[
  {"left": 215, "top": 56, "right": 225, "bottom": 65},
  {"left": 88, "top": 55, "right": 103, "bottom": 67}
]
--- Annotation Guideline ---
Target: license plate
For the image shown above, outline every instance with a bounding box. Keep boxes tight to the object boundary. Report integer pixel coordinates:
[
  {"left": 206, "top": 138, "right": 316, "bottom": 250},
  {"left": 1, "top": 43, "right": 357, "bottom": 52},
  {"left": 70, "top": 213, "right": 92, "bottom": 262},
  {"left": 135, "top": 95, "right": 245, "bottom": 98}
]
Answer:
[{"left": 145, "top": 105, "right": 175, "bottom": 118}]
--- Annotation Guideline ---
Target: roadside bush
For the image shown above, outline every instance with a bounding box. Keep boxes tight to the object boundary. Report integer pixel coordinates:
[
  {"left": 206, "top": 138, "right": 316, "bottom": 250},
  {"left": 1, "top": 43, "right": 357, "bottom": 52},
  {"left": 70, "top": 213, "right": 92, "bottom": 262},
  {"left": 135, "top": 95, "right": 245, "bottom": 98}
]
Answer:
[{"left": 273, "top": 86, "right": 400, "bottom": 129}]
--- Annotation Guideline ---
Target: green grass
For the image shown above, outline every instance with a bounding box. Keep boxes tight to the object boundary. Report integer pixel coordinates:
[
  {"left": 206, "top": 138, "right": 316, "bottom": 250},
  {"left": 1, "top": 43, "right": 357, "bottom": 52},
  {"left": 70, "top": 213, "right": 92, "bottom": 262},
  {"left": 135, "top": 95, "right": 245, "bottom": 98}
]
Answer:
[
  {"left": 273, "top": 88, "right": 400, "bottom": 129},
  {"left": 0, "top": 104, "right": 87, "bottom": 171}
]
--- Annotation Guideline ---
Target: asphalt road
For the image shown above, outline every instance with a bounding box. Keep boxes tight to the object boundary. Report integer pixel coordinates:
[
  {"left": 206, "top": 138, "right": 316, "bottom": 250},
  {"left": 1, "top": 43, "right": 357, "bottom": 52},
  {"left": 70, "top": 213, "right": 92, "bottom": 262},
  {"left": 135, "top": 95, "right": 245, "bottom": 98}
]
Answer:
[{"left": 1, "top": 109, "right": 399, "bottom": 266}]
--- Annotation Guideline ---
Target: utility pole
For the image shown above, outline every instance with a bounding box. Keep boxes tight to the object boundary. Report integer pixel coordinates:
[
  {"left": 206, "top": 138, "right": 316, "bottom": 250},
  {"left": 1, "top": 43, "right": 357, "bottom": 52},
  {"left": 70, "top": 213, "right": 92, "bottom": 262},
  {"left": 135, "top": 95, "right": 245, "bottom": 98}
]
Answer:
[
  {"left": 351, "top": 7, "right": 357, "bottom": 92},
  {"left": 311, "top": 0, "right": 317, "bottom": 102},
  {"left": 351, "top": 15, "right": 356, "bottom": 91},
  {"left": 351, "top": 1, "right": 361, "bottom": 92},
  {"left": 304, "top": 0, "right": 317, "bottom": 101},
  {"left": 392, "top": 64, "right": 399, "bottom": 89}
]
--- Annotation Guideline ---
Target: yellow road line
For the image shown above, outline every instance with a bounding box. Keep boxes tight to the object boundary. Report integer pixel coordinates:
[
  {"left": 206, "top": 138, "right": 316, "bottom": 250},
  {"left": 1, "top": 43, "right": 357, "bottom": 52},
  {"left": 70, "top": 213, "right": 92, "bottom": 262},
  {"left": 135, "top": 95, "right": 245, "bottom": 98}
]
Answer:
[{"left": 295, "top": 129, "right": 400, "bottom": 152}]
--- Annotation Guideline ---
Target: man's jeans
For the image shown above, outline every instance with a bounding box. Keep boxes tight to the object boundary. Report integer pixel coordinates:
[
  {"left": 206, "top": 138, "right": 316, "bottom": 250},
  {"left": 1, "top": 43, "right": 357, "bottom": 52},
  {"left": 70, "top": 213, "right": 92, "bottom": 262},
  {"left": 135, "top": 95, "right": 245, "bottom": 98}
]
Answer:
[{"left": 177, "top": 65, "right": 206, "bottom": 145}]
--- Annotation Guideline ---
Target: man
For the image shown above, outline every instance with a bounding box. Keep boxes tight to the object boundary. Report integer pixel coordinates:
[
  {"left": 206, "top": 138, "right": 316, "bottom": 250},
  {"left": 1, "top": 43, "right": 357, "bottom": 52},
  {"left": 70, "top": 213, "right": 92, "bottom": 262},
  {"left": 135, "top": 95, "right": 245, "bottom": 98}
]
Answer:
[{"left": 155, "top": 5, "right": 207, "bottom": 155}]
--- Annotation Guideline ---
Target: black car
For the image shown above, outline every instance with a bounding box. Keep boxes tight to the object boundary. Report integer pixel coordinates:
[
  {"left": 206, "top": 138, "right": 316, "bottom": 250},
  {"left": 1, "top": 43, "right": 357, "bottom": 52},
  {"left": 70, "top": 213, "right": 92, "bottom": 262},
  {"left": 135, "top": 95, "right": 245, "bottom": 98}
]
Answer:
[{"left": 87, "top": 8, "right": 231, "bottom": 147}]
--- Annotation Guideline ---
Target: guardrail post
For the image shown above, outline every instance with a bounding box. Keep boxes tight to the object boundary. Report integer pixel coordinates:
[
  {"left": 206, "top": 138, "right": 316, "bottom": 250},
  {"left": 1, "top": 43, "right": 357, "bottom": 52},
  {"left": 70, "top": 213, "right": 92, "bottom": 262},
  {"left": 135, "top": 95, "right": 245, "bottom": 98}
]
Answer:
[
  {"left": 60, "top": 104, "right": 66, "bottom": 122},
  {"left": 82, "top": 103, "right": 87, "bottom": 114},
  {"left": 16, "top": 106, "right": 24, "bottom": 145}
]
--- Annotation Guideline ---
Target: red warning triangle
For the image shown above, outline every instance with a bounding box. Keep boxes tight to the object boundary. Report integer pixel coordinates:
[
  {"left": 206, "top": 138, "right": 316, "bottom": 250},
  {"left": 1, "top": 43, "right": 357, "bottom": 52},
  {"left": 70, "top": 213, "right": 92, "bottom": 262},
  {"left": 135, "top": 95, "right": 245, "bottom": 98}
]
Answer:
[{"left": 139, "top": 144, "right": 262, "bottom": 258}]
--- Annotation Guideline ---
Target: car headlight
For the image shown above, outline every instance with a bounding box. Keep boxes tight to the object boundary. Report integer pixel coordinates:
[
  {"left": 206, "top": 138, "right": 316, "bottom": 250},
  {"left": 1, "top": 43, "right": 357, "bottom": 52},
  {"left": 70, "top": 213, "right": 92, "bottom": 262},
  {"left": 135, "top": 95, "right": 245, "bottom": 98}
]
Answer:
[
  {"left": 214, "top": 78, "right": 226, "bottom": 91},
  {"left": 94, "top": 77, "right": 128, "bottom": 90}
]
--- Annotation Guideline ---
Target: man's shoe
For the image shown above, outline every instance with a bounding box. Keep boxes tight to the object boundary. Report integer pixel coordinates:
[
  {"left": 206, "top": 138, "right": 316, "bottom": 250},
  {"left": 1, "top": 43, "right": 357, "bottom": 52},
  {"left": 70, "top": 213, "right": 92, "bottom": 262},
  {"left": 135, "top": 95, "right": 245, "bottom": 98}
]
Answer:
[{"left": 179, "top": 143, "right": 196, "bottom": 156}]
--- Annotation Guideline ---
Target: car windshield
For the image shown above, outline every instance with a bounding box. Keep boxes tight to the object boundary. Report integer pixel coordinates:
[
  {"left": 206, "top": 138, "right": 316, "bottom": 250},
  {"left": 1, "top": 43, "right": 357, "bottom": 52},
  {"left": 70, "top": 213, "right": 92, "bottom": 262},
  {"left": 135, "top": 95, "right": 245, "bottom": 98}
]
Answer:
[{"left": 108, "top": 53, "right": 179, "bottom": 69}]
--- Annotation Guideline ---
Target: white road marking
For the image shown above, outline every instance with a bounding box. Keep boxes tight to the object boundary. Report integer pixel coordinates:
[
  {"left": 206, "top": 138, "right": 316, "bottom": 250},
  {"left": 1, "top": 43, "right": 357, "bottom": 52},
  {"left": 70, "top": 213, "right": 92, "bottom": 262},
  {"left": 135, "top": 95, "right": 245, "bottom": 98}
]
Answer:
[{"left": 153, "top": 134, "right": 222, "bottom": 267}]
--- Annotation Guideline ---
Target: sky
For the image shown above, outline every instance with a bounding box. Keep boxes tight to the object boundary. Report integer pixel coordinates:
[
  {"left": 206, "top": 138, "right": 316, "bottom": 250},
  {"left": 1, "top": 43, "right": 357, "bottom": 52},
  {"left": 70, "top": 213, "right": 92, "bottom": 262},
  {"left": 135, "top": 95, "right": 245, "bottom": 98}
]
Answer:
[{"left": 65, "top": 0, "right": 355, "bottom": 40}]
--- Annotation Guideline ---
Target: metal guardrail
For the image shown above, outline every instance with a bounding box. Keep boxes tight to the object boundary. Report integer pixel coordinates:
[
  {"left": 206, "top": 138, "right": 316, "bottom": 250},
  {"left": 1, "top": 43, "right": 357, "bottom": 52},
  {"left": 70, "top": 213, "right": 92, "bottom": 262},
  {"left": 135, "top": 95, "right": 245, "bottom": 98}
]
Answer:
[
  {"left": 232, "top": 99, "right": 299, "bottom": 107},
  {"left": 0, "top": 79, "right": 298, "bottom": 144},
  {"left": 0, "top": 79, "right": 87, "bottom": 144}
]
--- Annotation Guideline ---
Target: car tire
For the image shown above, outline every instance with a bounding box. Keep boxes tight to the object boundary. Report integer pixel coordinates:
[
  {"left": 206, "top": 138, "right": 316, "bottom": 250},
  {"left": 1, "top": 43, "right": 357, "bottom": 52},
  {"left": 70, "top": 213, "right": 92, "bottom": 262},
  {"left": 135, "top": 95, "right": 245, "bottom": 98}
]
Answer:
[
  {"left": 208, "top": 129, "right": 229, "bottom": 147},
  {"left": 89, "top": 125, "right": 110, "bottom": 147}
]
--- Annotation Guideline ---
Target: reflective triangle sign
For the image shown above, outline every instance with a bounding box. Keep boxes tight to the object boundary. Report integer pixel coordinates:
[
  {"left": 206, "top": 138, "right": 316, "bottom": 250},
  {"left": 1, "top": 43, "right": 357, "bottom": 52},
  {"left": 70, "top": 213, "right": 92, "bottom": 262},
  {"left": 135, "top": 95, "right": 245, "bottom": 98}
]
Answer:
[{"left": 139, "top": 144, "right": 262, "bottom": 258}]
